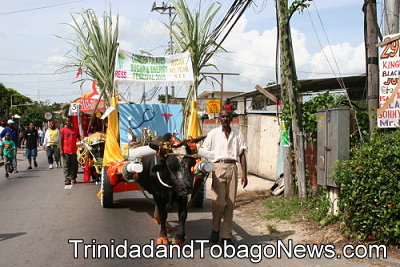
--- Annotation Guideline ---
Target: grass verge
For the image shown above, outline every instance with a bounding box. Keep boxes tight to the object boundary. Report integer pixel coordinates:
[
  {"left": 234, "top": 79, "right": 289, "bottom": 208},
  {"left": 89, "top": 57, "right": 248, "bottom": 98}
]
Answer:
[{"left": 263, "top": 192, "right": 334, "bottom": 224}]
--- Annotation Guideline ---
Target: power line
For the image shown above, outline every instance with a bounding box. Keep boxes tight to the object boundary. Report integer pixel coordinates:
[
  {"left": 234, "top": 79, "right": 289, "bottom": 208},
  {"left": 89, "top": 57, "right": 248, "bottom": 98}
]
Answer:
[
  {"left": 1, "top": 78, "right": 75, "bottom": 84},
  {"left": 0, "top": 71, "right": 74, "bottom": 76},
  {"left": 0, "top": 0, "right": 82, "bottom": 16},
  {"left": 306, "top": 8, "right": 344, "bottom": 88},
  {"left": 312, "top": 1, "right": 346, "bottom": 88},
  {"left": 0, "top": 58, "right": 66, "bottom": 67},
  {"left": 310, "top": 2, "right": 364, "bottom": 142},
  {"left": 214, "top": 54, "right": 360, "bottom": 76}
]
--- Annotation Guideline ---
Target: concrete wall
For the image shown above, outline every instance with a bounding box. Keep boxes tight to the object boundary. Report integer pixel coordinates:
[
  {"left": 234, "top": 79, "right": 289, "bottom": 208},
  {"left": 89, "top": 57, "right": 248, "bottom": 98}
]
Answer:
[
  {"left": 247, "top": 114, "right": 280, "bottom": 179},
  {"left": 202, "top": 114, "right": 280, "bottom": 180}
]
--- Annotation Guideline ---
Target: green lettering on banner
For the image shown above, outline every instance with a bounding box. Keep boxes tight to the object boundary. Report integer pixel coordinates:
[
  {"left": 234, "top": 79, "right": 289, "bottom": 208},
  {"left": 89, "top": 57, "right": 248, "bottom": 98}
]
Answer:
[{"left": 131, "top": 64, "right": 168, "bottom": 76}]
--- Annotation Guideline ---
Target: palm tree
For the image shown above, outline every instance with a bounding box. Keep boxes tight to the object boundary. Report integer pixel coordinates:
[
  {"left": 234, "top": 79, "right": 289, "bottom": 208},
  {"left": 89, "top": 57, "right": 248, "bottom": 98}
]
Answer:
[
  {"left": 167, "top": 0, "right": 224, "bottom": 133},
  {"left": 63, "top": 9, "right": 119, "bottom": 105}
]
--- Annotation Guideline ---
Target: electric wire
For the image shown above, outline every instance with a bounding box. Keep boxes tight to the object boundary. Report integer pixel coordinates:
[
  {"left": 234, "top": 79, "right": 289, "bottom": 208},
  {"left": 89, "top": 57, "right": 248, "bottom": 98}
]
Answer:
[
  {"left": 214, "top": 54, "right": 360, "bottom": 75},
  {"left": 309, "top": 2, "right": 364, "bottom": 142},
  {"left": 0, "top": 0, "right": 83, "bottom": 15},
  {"left": 306, "top": 8, "right": 344, "bottom": 89},
  {"left": 312, "top": 1, "right": 347, "bottom": 89}
]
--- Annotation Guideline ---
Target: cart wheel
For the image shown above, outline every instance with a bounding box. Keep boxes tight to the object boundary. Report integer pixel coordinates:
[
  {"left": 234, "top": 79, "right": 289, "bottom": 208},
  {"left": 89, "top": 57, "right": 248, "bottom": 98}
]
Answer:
[{"left": 101, "top": 166, "right": 113, "bottom": 208}]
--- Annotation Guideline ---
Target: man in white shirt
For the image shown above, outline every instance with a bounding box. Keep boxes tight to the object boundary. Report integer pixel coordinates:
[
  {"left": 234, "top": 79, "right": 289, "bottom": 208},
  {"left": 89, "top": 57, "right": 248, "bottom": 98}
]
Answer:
[{"left": 202, "top": 108, "right": 247, "bottom": 246}]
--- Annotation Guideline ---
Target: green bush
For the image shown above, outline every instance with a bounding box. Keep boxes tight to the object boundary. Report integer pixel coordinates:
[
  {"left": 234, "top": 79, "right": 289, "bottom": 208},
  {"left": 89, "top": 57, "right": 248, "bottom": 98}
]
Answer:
[
  {"left": 281, "top": 92, "right": 339, "bottom": 143},
  {"left": 334, "top": 130, "right": 400, "bottom": 244}
]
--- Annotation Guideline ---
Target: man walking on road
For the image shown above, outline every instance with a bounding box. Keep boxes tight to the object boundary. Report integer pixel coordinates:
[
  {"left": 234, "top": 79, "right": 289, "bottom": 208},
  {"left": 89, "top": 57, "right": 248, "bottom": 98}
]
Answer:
[
  {"left": 60, "top": 117, "right": 80, "bottom": 185},
  {"left": 202, "top": 108, "right": 248, "bottom": 246},
  {"left": 0, "top": 120, "right": 19, "bottom": 173},
  {"left": 43, "top": 121, "right": 60, "bottom": 169},
  {"left": 23, "top": 122, "right": 39, "bottom": 169},
  {"left": 37, "top": 127, "right": 44, "bottom": 146}
]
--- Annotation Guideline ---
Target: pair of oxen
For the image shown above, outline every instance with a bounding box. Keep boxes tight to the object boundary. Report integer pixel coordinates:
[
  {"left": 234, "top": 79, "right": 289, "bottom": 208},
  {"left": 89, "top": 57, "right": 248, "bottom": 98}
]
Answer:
[{"left": 129, "top": 133, "right": 211, "bottom": 246}]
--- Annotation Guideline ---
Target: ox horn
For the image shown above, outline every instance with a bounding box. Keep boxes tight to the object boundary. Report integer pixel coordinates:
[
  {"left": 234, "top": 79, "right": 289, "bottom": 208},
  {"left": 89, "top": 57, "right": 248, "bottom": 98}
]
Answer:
[{"left": 170, "top": 136, "right": 184, "bottom": 148}]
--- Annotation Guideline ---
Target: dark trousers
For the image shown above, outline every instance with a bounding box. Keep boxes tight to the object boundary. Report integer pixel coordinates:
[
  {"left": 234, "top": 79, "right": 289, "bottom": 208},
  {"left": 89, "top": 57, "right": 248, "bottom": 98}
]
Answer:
[
  {"left": 46, "top": 145, "right": 59, "bottom": 164},
  {"left": 62, "top": 154, "right": 78, "bottom": 181}
]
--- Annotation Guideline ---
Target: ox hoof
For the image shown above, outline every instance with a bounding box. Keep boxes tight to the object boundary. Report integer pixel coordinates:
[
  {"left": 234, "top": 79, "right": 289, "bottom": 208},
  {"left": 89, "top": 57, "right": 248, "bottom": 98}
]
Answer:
[
  {"left": 153, "top": 217, "right": 160, "bottom": 224},
  {"left": 156, "top": 236, "right": 169, "bottom": 245},
  {"left": 172, "top": 239, "right": 185, "bottom": 247}
]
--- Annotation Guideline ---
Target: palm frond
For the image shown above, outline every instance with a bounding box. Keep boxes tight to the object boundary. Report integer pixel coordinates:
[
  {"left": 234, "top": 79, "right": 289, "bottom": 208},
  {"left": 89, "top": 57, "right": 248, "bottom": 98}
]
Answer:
[
  {"left": 62, "top": 9, "right": 119, "bottom": 106},
  {"left": 168, "top": 0, "right": 224, "bottom": 132}
]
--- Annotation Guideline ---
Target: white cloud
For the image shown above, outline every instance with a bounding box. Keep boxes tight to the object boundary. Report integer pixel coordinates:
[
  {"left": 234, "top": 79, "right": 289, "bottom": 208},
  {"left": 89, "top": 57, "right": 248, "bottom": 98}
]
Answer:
[
  {"left": 118, "top": 40, "right": 134, "bottom": 52},
  {"left": 302, "top": 42, "right": 365, "bottom": 78},
  {"left": 138, "top": 19, "right": 168, "bottom": 37},
  {"left": 47, "top": 54, "right": 67, "bottom": 65},
  {"left": 115, "top": 15, "right": 133, "bottom": 39},
  {"left": 199, "top": 14, "right": 365, "bottom": 94}
]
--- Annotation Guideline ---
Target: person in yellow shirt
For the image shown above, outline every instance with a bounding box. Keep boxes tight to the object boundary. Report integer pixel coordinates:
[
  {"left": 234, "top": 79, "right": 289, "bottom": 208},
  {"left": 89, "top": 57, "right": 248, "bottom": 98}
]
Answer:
[{"left": 43, "top": 121, "right": 60, "bottom": 169}]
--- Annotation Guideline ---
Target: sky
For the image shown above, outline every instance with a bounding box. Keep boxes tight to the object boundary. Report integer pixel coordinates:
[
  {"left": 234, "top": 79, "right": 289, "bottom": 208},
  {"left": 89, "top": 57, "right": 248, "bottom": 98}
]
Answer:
[{"left": 0, "top": 0, "right": 369, "bottom": 105}]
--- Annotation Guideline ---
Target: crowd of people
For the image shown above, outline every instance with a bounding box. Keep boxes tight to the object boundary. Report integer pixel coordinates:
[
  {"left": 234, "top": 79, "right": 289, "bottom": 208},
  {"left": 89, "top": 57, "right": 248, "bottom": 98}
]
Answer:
[{"left": 0, "top": 118, "right": 80, "bottom": 185}]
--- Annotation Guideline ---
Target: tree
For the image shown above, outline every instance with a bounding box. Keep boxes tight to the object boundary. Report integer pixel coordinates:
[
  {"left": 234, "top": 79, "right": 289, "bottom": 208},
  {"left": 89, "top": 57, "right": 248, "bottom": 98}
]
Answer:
[
  {"left": 277, "top": 0, "right": 310, "bottom": 198},
  {"left": 158, "top": 94, "right": 173, "bottom": 104},
  {"left": 19, "top": 102, "right": 63, "bottom": 127},
  {"left": 63, "top": 9, "right": 119, "bottom": 104},
  {"left": 167, "top": 0, "right": 224, "bottom": 130},
  {"left": 0, "top": 83, "right": 31, "bottom": 120}
]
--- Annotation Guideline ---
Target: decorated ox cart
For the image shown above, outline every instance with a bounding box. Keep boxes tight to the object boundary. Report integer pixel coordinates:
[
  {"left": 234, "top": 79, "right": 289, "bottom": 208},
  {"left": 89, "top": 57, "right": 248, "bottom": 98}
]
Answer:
[{"left": 65, "top": 10, "right": 216, "bottom": 245}]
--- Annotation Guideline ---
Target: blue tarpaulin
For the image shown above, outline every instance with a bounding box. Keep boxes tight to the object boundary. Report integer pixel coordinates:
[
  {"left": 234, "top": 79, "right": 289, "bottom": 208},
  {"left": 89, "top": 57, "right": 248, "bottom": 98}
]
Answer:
[{"left": 118, "top": 103, "right": 183, "bottom": 146}]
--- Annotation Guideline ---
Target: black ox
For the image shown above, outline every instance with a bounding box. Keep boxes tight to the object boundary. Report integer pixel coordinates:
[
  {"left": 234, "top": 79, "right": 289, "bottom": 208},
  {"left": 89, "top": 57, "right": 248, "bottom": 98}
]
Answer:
[{"left": 136, "top": 134, "right": 204, "bottom": 245}]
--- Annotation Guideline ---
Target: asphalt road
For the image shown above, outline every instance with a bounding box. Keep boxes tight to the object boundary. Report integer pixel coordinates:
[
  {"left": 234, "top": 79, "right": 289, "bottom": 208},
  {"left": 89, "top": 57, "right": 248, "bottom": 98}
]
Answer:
[{"left": 0, "top": 151, "right": 372, "bottom": 266}]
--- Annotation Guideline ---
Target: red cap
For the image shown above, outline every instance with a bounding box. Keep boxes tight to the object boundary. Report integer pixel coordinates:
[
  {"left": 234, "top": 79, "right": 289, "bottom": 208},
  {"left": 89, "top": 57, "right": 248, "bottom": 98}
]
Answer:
[{"left": 49, "top": 121, "right": 56, "bottom": 126}]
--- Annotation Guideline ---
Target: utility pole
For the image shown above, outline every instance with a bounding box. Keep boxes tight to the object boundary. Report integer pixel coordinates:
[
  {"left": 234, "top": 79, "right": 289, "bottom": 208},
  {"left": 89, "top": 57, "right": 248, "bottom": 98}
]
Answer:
[
  {"left": 142, "top": 85, "right": 146, "bottom": 104},
  {"left": 152, "top": 1, "right": 176, "bottom": 104},
  {"left": 277, "top": 0, "right": 306, "bottom": 198},
  {"left": 200, "top": 72, "right": 240, "bottom": 104},
  {"left": 365, "top": 0, "right": 380, "bottom": 133}
]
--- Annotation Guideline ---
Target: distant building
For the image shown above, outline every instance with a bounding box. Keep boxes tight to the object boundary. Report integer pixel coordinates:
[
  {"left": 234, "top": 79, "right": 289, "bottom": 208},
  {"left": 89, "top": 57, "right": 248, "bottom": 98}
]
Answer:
[{"left": 197, "top": 90, "right": 244, "bottom": 114}]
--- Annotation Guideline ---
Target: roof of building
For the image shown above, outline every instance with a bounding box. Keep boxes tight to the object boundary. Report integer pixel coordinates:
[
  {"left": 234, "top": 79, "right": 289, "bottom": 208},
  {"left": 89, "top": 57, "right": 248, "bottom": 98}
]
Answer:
[
  {"left": 198, "top": 90, "right": 245, "bottom": 99},
  {"left": 229, "top": 75, "right": 366, "bottom": 101}
]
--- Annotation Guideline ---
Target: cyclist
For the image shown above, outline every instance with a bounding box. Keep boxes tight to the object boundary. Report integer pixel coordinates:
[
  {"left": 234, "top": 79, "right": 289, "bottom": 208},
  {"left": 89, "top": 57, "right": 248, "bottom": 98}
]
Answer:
[{"left": 2, "top": 133, "right": 16, "bottom": 178}]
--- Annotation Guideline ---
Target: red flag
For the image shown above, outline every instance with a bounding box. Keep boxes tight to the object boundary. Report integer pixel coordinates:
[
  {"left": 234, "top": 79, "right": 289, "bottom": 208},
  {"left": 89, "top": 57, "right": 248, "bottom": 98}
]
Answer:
[{"left": 75, "top": 67, "right": 82, "bottom": 78}]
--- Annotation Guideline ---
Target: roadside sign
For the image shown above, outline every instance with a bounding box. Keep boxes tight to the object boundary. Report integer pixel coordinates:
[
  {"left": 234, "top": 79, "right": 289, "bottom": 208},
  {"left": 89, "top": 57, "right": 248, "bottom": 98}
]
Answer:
[
  {"left": 378, "top": 33, "right": 400, "bottom": 128},
  {"left": 44, "top": 112, "right": 53, "bottom": 121},
  {"left": 206, "top": 100, "right": 221, "bottom": 114}
]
